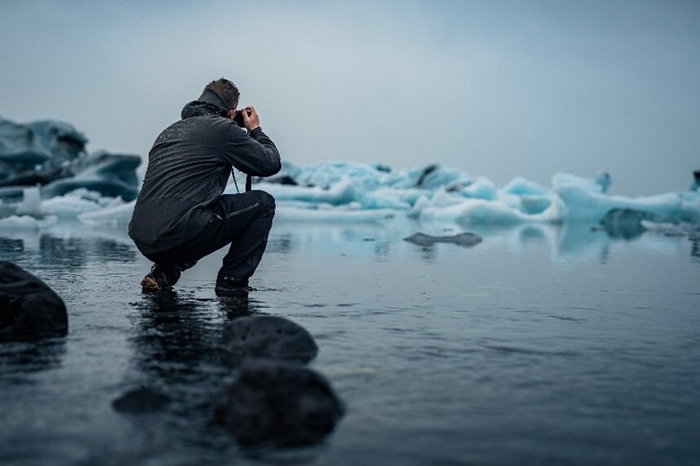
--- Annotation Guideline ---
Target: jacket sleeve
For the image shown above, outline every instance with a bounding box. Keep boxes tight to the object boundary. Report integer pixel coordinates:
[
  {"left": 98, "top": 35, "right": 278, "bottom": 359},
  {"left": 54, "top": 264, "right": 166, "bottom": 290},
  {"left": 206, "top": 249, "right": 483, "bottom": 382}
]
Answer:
[{"left": 222, "top": 125, "right": 281, "bottom": 177}]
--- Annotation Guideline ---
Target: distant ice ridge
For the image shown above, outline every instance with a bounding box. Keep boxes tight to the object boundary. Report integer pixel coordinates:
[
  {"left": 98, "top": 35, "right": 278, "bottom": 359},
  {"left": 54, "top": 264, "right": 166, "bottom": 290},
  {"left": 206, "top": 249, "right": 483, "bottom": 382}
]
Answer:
[
  {"left": 0, "top": 161, "right": 698, "bottom": 228},
  {"left": 242, "top": 161, "right": 700, "bottom": 226}
]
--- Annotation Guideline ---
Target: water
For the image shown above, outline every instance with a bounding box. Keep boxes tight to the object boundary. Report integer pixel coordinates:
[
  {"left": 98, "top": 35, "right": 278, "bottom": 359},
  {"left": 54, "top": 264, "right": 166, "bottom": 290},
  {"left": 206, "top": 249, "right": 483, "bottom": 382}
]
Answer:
[{"left": 1, "top": 219, "right": 699, "bottom": 465}]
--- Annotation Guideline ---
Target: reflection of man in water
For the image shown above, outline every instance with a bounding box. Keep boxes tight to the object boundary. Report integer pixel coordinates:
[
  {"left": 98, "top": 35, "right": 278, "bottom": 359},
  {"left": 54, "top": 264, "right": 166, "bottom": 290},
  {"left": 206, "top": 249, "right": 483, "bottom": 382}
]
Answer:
[{"left": 128, "top": 78, "right": 281, "bottom": 296}]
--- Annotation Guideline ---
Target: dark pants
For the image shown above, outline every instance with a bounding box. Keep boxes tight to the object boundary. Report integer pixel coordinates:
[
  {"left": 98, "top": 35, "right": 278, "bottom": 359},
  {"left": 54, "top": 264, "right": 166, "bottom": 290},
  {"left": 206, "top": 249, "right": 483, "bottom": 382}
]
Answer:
[{"left": 145, "top": 190, "right": 275, "bottom": 286}]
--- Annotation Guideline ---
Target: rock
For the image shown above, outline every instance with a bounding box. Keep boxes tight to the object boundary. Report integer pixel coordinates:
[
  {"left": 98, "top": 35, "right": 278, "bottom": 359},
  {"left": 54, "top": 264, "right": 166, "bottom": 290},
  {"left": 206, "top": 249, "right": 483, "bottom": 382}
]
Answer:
[
  {"left": 404, "top": 231, "right": 483, "bottom": 247},
  {"left": 221, "top": 315, "right": 318, "bottom": 364},
  {"left": 262, "top": 174, "right": 299, "bottom": 186},
  {"left": 415, "top": 164, "right": 439, "bottom": 188},
  {"left": 112, "top": 387, "right": 171, "bottom": 413},
  {"left": 599, "top": 208, "right": 650, "bottom": 239},
  {"left": 0, "top": 261, "right": 68, "bottom": 340},
  {"left": 214, "top": 359, "right": 345, "bottom": 447}
]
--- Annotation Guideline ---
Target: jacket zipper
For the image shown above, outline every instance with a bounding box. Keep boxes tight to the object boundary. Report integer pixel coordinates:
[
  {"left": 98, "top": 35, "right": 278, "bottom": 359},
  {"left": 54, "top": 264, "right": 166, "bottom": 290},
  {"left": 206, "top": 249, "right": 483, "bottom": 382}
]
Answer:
[{"left": 225, "top": 202, "right": 259, "bottom": 219}]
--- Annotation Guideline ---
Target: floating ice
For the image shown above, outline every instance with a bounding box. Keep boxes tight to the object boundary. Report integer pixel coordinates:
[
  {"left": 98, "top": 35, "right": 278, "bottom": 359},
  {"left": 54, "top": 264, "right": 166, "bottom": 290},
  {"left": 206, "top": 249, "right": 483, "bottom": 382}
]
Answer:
[
  {"left": 15, "top": 187, "right": 42, "bottom": 216},
  {"left": 0, "top": 215, "right": 50, "bottom": 230},
  {"left": 248, "top": 162, "right": 700, "bottom": 228},
  {"left": 78, "top": 199, "right": 135, "bottom": 225},
  {"left": 0, "top": 160, "right": 697, "bottom": 230}
]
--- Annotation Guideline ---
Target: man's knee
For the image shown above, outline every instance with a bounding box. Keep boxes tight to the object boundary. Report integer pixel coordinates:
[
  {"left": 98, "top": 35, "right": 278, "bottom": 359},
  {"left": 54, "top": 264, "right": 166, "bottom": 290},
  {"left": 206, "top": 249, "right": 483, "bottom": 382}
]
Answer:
[{"left": 255, "top": 190, "right": 275, "bottom": 216}]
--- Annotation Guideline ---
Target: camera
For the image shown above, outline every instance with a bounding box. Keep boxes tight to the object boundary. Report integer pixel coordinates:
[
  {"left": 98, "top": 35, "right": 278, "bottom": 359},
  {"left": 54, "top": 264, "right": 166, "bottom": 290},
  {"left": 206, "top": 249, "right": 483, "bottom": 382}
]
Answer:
[{"left": 233, "top": 109, "right": 248, "bottom": 127}]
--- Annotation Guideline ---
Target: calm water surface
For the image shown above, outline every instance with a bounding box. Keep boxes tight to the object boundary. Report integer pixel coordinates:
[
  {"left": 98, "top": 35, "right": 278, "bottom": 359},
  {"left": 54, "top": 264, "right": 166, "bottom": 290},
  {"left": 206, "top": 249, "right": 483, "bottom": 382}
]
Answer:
[{"left": 1, "top": 219, "right": 698, "bottom": 465}]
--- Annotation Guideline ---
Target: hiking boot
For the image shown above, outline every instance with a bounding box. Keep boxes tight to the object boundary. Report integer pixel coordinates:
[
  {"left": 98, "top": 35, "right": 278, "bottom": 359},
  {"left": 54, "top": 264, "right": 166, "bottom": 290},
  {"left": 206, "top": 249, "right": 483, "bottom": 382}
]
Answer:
[
  {"left": 140, "top": 274, "right": 163, "bottom": 292},
  {"left": 215, "top": 278, "right": 256, "bottom": 297},
  {"left": 141, "top": 263, "right": 183, "bottom": 292}
]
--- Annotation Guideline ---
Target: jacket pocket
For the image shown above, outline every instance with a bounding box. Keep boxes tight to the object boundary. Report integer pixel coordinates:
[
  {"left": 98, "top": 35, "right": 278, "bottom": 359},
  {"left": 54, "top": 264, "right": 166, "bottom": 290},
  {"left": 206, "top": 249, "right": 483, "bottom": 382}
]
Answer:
[{"left": 225, "top": 202, "right": 259, "bottom": 219}]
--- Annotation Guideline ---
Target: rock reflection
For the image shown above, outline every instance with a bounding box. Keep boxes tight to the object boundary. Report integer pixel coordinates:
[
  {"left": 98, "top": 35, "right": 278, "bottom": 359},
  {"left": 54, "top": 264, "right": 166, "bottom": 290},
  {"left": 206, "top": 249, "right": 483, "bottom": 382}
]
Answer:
[
  {"left": 0, "top": 228, "right": 137, "bottom": 269},
  {"left": 267, "top": 233, "right": 293, "bottom": 254},
  {"left": 128, "top": 292, "right": 235, "bottom": 387},
  {"left": 39, "top": 235, "right": 136, "bottom": 266},
  {"left": 599, "top": 208, "right": 648, "bottom": 240},
  {"left": 218, "top": 294, "right": 256, "bottom": 320},
  {"left": 0, "top": 338, "right": 66, "bottom": 379},
  {"left": 125, "top": 291, "right": 344, "bottom": 451},
  {"left": 0, "top": 237, "right": 23, "bottom": 254}
]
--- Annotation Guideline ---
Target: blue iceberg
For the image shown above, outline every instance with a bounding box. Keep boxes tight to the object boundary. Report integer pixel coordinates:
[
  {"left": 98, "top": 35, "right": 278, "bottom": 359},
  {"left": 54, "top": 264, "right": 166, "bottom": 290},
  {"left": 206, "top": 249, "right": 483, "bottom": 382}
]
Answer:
[
  {"left": 1, "top": 117, "right": 698, "bottom": 234},
  {"left": 0, "top": 117, "right": 140, "bottom": 203},
  {"left": 246, "top": 161, "right": 699, "bottom": 228}
]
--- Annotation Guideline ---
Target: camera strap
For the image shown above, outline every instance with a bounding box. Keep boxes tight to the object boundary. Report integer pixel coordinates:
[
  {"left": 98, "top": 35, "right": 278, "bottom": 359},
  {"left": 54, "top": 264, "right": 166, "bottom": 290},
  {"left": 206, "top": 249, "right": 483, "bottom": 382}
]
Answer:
[{"left": 231, "top": 171, "right": 252, "bottom": 193}]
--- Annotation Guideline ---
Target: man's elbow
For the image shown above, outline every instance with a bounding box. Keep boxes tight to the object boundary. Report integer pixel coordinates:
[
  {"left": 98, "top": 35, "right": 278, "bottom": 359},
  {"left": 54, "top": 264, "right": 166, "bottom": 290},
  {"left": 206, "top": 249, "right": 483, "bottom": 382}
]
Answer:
[
  {"left": 258, "top": 151, "right": 281, "bottom": 177},
  {"left": 269, "top": 155, "right": 282, "bottom": 176}
]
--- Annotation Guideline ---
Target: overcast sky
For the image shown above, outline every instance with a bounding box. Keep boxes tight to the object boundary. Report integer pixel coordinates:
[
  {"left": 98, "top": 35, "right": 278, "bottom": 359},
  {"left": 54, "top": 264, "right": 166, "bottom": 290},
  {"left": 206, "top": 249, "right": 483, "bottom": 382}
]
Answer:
[{"left": 1, "top": 0, "right": 698, "bottom": 195}]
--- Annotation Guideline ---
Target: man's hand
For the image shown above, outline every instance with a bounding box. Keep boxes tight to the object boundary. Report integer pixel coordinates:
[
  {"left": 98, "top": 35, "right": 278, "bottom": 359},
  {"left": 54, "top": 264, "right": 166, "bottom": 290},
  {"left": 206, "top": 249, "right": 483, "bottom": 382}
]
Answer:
[{"left": 240, "top": 106, "right": 260, "bottom": 132}]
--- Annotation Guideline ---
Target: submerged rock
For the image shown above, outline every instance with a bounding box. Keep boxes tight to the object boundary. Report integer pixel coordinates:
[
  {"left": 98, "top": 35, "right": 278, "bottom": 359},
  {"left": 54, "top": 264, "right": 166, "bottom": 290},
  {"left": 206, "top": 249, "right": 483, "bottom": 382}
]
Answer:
[
  {"left": 404, "top": 231, "right": 483, "bottom": 247},
  {"left": 599, "top": 208, "right": 651, "bottom": 239},
  {"left": 214, "top": 359, "right": 345, "bottom": 447},
  {"left": 221, "top": 315, "right": 318, "bottom": 364},
  {"left": 0, "top": 261, "right": 68, "bottom": 340},
  {"left": 112, "top": 387, "right": 171, "bottom": 413}
]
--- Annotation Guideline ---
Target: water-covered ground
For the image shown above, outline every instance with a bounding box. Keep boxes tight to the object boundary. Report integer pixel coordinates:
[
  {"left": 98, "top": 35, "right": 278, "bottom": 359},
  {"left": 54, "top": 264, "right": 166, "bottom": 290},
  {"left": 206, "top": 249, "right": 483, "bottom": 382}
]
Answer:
[{"left": 1, "top": 218, "right": 699, "bottom": 465}]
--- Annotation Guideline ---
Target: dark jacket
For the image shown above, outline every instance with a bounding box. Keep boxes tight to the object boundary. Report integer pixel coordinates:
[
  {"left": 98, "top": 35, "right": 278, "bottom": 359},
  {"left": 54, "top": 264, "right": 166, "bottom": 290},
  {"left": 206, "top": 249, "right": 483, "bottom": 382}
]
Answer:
[{"left": 128, "top": 101, "right": 281, "bottom": 254}]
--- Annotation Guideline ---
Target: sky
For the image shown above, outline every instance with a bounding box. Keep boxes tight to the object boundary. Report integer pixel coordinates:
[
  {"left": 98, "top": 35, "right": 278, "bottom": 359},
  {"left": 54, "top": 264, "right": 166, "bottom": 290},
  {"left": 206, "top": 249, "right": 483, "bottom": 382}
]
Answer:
[{"left": 1, "top": 0, "right": 698, "bottom": 196}]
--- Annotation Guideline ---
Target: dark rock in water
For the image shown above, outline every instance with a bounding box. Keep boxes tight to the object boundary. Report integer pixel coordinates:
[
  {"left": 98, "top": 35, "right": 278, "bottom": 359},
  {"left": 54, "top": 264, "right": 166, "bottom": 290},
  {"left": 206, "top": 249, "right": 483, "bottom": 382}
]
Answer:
[
  {"left": 689, "top": 170, "right": 700, "bottom": 191},
  {"left": 221, "top": 315, "right": 318, "bottom": 364},
  {"left": 404, "top": 232, "right": 483, "bottom": 247},
  {"left": 0, "top": 117, "right": 141, "bottom": 202},
  {"left": 689, "top": 227, "right": 700, "bottom": 241},
  {"left": 415, "top": 164, "right": 438, "bottom": 188},
  {"left": 214, "top": 359, "right": 345, "bottom": 447},
  {"left": 112, "top": 387, "right": 171, "bottom": 413},
  {"left": 0, "top": 262, "right": 68, "bottom": 340},
  {"left": 263, "top": 174, "right": 299, "bottom": 186},
  {"left": 599, "top": 208, "right": 650, "bottom": 239}
]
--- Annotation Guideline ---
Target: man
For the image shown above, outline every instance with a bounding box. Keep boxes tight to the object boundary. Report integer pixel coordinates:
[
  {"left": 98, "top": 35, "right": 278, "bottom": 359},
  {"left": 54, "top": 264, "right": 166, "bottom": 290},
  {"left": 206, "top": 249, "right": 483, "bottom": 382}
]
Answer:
[{"left": 128, "top": 78, "right": 281, "bottom": 296}]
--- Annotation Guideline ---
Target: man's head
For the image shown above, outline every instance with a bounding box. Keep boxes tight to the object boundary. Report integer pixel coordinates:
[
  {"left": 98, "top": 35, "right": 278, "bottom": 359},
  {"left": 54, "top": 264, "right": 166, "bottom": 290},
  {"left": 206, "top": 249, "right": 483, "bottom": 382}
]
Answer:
[{"left": 204, "top": 78, "right": 240, "bottom": 111}]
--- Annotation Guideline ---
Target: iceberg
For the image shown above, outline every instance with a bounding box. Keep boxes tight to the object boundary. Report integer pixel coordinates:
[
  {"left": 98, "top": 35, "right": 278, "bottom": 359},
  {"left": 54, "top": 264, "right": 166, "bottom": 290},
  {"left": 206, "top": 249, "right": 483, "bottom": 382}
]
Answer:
[
  {"left": 3, "top": 158, "right": 699, "bottom": 232},
  {"left": 0, "top": 117, "right": 140, "bottom": 203},
  {"left": 245, "top": 162, "right": 700, "bottom": 230},
  {"left": 1, "top": 117, "right": 698, "bottom": 231}
]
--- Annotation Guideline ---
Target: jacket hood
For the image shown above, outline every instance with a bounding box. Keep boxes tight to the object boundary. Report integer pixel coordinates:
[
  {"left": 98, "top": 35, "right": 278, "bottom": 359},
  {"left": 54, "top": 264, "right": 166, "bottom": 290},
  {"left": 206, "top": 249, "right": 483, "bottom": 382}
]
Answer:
[{"left": 180, "top": 99, "right": 226, "bottom": 120}]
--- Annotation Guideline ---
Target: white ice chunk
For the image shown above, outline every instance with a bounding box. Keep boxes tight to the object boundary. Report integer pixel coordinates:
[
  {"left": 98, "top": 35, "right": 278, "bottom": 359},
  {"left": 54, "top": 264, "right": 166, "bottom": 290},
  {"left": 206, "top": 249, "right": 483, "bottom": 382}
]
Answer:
[
  {"left": 502, "top": 177, "right": 551, "bottom": 196},
  {"left": 461, "top": 176, "right": 497, "bottom": 200},
  {"left": 555, "top": 186, "right": 700, "bottom": 223},
  {"left": 0, "top": 214, "right": 55, "bottom": 230},
  {"left": 16, "top": 187, "right": 42, "bottom": 216},
  {"left": 418, "top": 196, "right": 563, "bottom": 225},
  {"left": 78, "top": 200, "right": 135, "bottom": 225},
  {"left": 253, "top": 178, "right": 358, "bottom": 206}
]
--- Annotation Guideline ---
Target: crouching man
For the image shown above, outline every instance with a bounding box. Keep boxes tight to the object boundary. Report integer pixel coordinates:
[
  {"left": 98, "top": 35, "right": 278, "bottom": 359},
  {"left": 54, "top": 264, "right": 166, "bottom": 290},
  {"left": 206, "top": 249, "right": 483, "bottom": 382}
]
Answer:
[{"left": 128, "top": 78, "right": 281, "bottom": 297}]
